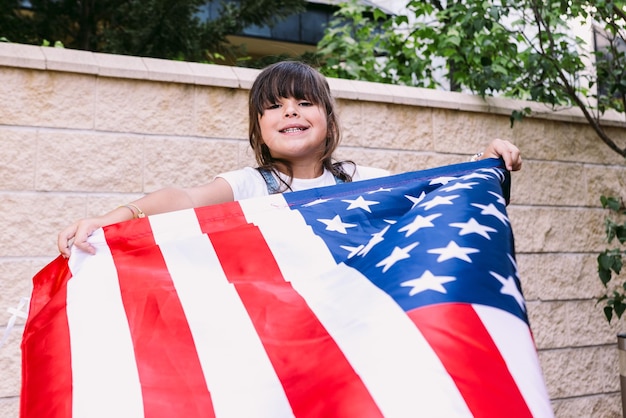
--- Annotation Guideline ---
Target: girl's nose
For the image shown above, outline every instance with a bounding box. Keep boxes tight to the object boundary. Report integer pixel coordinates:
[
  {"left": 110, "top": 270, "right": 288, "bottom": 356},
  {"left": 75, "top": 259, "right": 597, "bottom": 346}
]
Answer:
[{"left": 284, "top": 102, "right": 298, "bottom": 117}]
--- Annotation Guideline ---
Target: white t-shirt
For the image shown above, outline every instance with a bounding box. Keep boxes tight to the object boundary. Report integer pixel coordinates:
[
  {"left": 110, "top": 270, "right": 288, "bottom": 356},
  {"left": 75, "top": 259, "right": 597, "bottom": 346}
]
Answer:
[{"left": 218, "top": 164, "right": 390, "bottom": 201}]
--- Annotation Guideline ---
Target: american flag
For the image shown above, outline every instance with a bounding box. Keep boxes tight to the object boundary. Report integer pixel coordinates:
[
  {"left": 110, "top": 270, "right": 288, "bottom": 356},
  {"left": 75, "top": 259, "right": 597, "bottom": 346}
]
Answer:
[{"left": 21, "top": 159, "right": 553, "bottom": 418}]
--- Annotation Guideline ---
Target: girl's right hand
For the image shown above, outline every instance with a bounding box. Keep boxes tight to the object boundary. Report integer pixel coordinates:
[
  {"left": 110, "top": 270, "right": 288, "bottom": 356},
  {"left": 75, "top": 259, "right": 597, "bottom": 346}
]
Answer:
[{"left": 57, "top": 216, "right": 108, "bottom": 258}]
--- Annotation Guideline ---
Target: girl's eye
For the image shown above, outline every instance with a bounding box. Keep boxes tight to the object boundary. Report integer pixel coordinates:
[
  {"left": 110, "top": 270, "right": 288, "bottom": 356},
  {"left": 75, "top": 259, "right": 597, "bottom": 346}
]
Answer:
[
  {"left": 299, "top": 101, "right": 313, "bottom": 107},
  {"left": 267, "top": 104, "right": 280, "bottom": 110}
]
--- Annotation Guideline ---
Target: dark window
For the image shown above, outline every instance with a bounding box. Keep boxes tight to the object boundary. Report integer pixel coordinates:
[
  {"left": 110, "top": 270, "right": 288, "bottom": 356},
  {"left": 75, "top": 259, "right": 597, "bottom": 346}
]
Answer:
[
  {"left": 593, "top": 25, "right": 626, "bottom": 100},
  {"left": 199, "top": 0, "right": 337, "bottom": 45},
  {"left": 299, "top": 8, "right": 330, "bottom": 44}
]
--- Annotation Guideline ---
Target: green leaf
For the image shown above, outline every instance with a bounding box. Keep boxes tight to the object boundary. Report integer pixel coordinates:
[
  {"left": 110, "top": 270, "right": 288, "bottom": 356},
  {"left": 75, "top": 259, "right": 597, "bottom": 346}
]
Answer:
[
  {"left": 616, "top": 299, "right": 626, "bottom": 319},
  {"left": 373, "top": 8, "right": 387, "bottom": 21},
  {"left": 601, "top": 195, "right": 609, "bottom": 207},
  {"left": 615, "top": 257, "right": 624, "bottom": 275},
  {"left": 509, "top": 107, "right": 531, "bottom": 128},
  {"left": 617, "top": 224, "right": 626, "bottom": 244},
  {"left": 606, "top": 218, "right": 618, "bottom": 243},
  {"left": 604, "top": 306, "right": 614, "bottom": 323},
  {"left": 602, "top": 196, "right": 622, "bottom": 211},
  {"left": 598, "top": 265, "right": 612, "bottom": 286}
]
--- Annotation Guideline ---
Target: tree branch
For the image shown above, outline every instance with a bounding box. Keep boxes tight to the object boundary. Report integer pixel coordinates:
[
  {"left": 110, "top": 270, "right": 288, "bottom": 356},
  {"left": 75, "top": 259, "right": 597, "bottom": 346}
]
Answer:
[{"left": 529, "top": 0, "right": 626, "bottom": 158}]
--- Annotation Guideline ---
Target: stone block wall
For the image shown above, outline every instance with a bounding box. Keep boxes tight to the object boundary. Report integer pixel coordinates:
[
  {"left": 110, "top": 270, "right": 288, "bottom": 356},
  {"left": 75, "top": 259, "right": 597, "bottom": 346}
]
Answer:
[{"left": 1, "top": 42, "right": 626, "bottom": 417}]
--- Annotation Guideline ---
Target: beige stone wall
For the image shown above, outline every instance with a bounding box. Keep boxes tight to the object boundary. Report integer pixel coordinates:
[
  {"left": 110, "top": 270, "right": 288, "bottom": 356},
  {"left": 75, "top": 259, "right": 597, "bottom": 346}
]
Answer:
[{"left": 2, "top": 42, "right": 626, "bottom": 417}]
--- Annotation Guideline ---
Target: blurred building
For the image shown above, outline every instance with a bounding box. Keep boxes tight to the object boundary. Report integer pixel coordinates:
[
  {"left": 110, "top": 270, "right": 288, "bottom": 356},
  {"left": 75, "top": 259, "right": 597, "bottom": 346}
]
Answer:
[{"left": 198, "top": 0, "right": 393, "bottom": 61}]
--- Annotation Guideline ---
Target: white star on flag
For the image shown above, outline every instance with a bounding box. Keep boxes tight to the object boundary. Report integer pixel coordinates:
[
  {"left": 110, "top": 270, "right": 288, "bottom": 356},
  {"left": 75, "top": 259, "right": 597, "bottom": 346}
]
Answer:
[
  {"left": 481, "top": 168, "right": 505, "bottom": 182},
  {"left": 376, "top": 242, "right": 420, "bottom": 273},
  {"left": 427, "top": 241, "right": 479, "bottom": 262},
  {"left": 366, "top": 187, "right": 392, "bottom": 194},
  {"left": 401, "top": 270, "right": 457, "bottom": 295},
  {"left": 357, "top": 225, "right": 390, "bottom": 256},
  {"left": 489, "top": 191, "right": 507, "bottom": 206},
  {"left": 461, "top": 172, "right": 491, "bottom": 181},
  {"left": 405, "top": 191, "right": 426, "bottom": 209},
  {"left": 342, "top": 196, "right": 380, "bottom": 213},
  {"left": 398, "top": 213, "right": 442, "bottom": 237},
  {"left": 441, "top": 182, "right": 479, "bottom": 192},
  {"left": 507, "top": 253, "right": 519, "bottom": 272},
  {"left": 449, "top": 218, "right": 497, "bottom": 239},
  {"left": 490, "top": 271, "right": 526, "bottom": 310},
  {"left": 471, "top": 203, "right": 509, "bottom": 225},
  {"left": 429, "top": 176, "right": 458, "bottom": 185},
  {"left": 317, "top": 215, "right": 357, "bottom": 234},
  {"left": 340, "top": 244, "right": 365, "bottom": 258},
  {"left": 303, "top": 198, "right": 331, "bottom": 207},
  {"left": 419, "top": 195, "right": 460, "bottom": 210}
]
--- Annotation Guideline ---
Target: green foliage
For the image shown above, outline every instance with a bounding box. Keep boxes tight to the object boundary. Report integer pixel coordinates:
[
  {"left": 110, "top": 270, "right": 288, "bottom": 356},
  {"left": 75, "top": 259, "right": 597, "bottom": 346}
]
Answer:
[
  {"left": 316, "top": 0, "right": 439, "bottom": 88},
  {"left": 316, "top": 0, "right": 626, "bottom": 158},
  {"left": 1, "top": 0, "right": 306, "bottom": 64},
  {"left": 41, "top": 40, "right": 65, "bottom": 48},
  {"left": 510, "top": 107, "right": 532, "bottom": 128},
  {"left": 318, "top": 0, "right": 565, "bottom": 94},
  {"left": 598, "top": 195, "right": 626, "bottom": 323}
]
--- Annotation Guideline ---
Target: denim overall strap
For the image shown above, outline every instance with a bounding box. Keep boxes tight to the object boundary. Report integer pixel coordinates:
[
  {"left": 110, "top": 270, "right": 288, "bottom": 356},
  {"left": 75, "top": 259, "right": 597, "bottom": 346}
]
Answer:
[
  {"left": 258, "top": 167, "right": 344, "bottom": 194},
  {"left": 258, "top": 168, "right": 281, "bottom": 194}
]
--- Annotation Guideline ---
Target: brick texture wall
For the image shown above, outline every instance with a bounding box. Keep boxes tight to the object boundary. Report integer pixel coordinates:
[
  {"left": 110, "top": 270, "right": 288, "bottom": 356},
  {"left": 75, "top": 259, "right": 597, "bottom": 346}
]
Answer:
[{"left": 2, "top": 42, "right": 626, "bottom": 417}]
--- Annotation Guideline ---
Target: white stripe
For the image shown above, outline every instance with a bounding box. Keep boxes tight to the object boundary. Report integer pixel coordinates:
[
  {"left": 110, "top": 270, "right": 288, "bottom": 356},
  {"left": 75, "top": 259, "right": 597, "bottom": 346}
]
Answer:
[
  {"left": 240, "top": 196, "right": 337, "bottom": 280},
  {"left": 241, "top": 199, "right": 473, "bottom": 418},
  {"left": 474, "top": 305, "right": 555, "bottom": 418},
  {"left": 148, "top": 208, "right": 204, "bottom": 243},
  {"left": 150, "top": 210, "right": 295, "bottom": 418},
  {"left": 67, "top": 229, "right": 144, "bottom": 418}
]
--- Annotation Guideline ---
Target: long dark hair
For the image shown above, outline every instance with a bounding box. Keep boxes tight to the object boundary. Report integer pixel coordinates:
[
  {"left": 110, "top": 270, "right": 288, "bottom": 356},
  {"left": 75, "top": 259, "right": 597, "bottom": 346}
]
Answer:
[{"left": 248, "top": 61, "right": 353, "bottom": 192}]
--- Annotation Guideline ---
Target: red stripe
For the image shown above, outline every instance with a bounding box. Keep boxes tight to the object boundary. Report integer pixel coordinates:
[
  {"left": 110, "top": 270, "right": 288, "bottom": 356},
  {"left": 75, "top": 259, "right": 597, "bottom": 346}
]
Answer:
[
  {"left": 203, "top": 211, "right": 384, "bottom": 418},
  {"left": 409, "top": 303, "right": 533, "bottom": 418},
  {"left": 104, "top": 219, "right": 215, "bottom": 418},
  {"left": 21, "top": 256, "right": 73, "bottom": 418},
  {"left": 195, "top": 202, "right": 248, "bottom": 233}
]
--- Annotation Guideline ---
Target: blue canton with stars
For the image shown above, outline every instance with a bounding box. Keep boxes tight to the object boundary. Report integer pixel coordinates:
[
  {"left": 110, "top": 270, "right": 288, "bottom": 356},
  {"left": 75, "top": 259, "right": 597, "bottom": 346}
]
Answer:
[{"left": 281, "top": 159, "right": 527, "bottom": 324}]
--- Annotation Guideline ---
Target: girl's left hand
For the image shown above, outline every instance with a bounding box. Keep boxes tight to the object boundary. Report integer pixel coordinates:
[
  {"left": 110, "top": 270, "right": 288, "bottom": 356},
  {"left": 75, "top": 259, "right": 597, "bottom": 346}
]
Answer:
[{"left": 482, "top": 138, "right": 522, "bottom": 171}]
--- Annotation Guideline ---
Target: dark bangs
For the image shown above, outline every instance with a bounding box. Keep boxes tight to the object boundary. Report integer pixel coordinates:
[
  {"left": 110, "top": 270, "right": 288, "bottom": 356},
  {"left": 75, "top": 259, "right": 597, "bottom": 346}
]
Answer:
[{"left": 250, "top": 61, "right": 332, "bottom": 115}]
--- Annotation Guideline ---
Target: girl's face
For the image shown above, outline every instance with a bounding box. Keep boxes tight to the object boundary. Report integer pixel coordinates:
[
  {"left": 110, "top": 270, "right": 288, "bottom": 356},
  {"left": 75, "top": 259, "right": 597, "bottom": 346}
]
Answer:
[{"left": 258, "top": 96, "right": 328, "bottom": 166}]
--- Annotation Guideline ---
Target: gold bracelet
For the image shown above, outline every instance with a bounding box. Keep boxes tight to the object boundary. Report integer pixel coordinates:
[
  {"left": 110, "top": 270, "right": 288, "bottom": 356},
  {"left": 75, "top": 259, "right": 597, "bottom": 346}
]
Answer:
[
  {"left": 126, "top": 203, "right": 146, "bottom": 218},
  {"left": 118, "top": 203, "right": 146, "bottom": 219}
]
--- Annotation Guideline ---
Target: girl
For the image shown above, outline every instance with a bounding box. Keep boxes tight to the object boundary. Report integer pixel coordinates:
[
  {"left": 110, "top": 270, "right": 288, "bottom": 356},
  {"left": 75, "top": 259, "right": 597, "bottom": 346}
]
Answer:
[{"left": 58, "top": 61, "right": 522, "bottom": 257}]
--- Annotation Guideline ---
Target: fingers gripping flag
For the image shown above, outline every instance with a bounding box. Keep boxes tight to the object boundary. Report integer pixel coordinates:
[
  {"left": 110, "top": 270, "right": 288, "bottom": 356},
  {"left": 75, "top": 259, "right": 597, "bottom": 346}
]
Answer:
[{"left": 21, "top": 159, "right": 553, "bottom": 418}]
